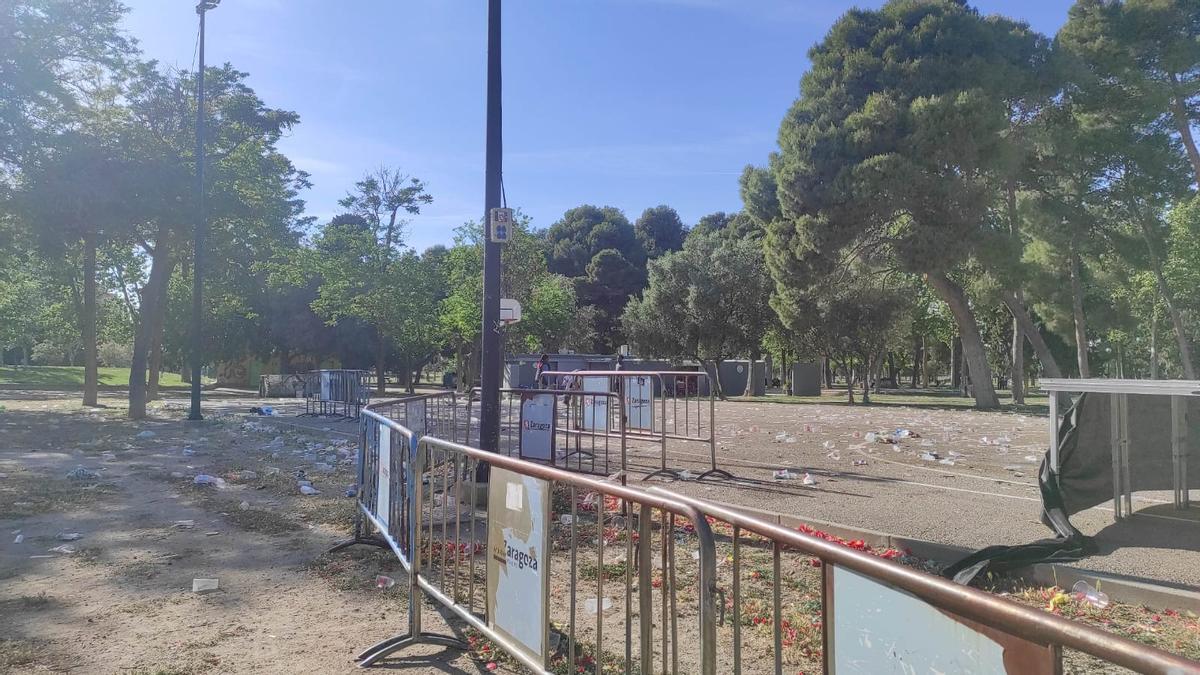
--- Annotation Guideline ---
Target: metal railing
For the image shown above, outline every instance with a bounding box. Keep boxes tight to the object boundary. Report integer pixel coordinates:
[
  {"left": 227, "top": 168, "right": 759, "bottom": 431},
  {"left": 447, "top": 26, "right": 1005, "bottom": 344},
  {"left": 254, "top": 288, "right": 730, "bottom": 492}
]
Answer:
[
  {"left": 302, "top": 368, "right": 370, "bottom": 420},
  {"left": 336, "top": 396, "right": 1200, "bottom": 674},
  {"left": 465, "top": 387, "right": 628, "bottom": 477},
  {"left": 540, "top": 370, "right": 732, "bottom": 481}
]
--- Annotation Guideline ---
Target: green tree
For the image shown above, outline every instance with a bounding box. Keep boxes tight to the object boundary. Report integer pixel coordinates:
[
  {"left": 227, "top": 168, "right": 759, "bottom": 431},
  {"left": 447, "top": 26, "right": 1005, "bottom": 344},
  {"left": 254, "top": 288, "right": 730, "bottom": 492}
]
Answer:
[
  {"left": 0, "top": 0, "right": 132, "bottom": 169},
  {"left": 634, "top": 205, "right": 686, "bottom": 258},
  {"left": 621, "top": 232, "right": 773, "bottom": 399},
  {"left": 1060, "top": 0, "right": 1200, "bottom": 186},
  {"left": 545, "top": 205, "right": 647, "bottom": 351},
  {"left": 768, "top": 0, "right": 1052, "bottom": 408}
]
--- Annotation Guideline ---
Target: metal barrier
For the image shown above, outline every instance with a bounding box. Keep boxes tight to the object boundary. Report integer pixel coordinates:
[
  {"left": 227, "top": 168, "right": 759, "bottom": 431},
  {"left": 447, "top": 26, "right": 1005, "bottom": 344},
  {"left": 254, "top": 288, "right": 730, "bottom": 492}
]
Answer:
[
  {"left": 336, "top": 397, "right": 1200, "bottom": 674},
  {"left": 465, "top": 387, "right": 628, "bottom": 478},
  {"left": 302, "top": 369, "right": 370, "bottom": 420},
  {"left": 541, "top": 370, "right": 732, "bottom": 481},
  {"left": 327, "top": 391, "right": 461, "bottom": 554}
]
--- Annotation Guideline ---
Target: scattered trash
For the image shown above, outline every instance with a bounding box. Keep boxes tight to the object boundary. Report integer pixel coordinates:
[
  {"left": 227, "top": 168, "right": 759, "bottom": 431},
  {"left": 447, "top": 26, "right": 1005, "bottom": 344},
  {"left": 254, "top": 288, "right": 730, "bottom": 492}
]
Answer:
[
  {"left": 585, "top": 597, "right": 613, "bottom": 614},
  {"left": 173, "top": 520, "right": 195, "bottom": 529},
  {"left": 193, "top": 474, "right": 227, "bottom": 488},
  {"left": 192, "top": 578, "right": 220, "bottom": 594},
  {"left": 864, "top": 432, "right": 877, "bottom": 443},
  {"left": 801, "top": 473, "right": 816, "bottom": 486},
  {"left": 344, "top": 486, "right": 358, "bottom": 498},
  {"left": 181, "top": 447, "right": 196, "bottom": 456},
  {"left": 1003, "top": 465, "right": 1022, "bottom": 472},
  {"left": 894, "top": 428, "right": 915, "bottom": 439},
  {"left": 775, "top": 432, "right": 789, "bottom": 442},
  {"left": 239, "top": 501, "right": 250, "bottom": 511},
  {"left": 1071, "top": 580, "right": 1109, "bottom": 609},
  {"left": 773, "top": 469, "right": 797, "bottom": 480},
  {"left": 55, "top": 532, "right": 82, "bottom": 541},
  {"left": 1024, "top": 455, "right": 1041, "bottom": 463},
  {"left": 919, "top": 452, "right": 939, "bottom": 462},
  {"left": 375, "top": 575, "right": 396, "bottom": 589},
  {"left": 676, "top": 469, "right": 694, "bottom": 480},
  {"left": 101, "top": 451, "right": 117, "bottom": 461},
  {"left": 66, "top": 466, "right": 100, "bottom": 480},
  {"left": 169, "top": 471, "right": 185, "bottom": 479},
  {"left": 265, "top": 467, "right": 281, "bottom": 476},
  {"left": 0, "top": 473, "right": 7, "bottom": 479},
  {"left": 205, "top": 531, "right": 220, "bottom": 536},
  {"left": 852, "top": 459, "right": 868, "bottom": 466},
  {"left": 804, "top": 424, "right": 813, "bottom": 432},
  {"left": 237, "top": 470, "right": 258, "bottom": 481},
  {"left": 822, "top": 441, "right": 835, "bottom": 450},
  {"left": 136, "top": 430, "right": 157, "bottom": 439},
  {"left": 297, "top": 479, "right": 313, "bottom": 488},
  {"left": 299, "top": 485, "right": 321, "bottom": 496},
  {"left": 920, "top": 439, "right": 935, "bottom": 447},
  {"left": 49, "top": 544, "right": 77, "bottom": 555},
  {"left": 948, "top": 451, "right": 965, "bottom": 459},
  {"left": 13, "top": 534, "right": 23, "bottom": 544},
  {"left": 938, "top": 459, "right": 956, "bottom": 466}
]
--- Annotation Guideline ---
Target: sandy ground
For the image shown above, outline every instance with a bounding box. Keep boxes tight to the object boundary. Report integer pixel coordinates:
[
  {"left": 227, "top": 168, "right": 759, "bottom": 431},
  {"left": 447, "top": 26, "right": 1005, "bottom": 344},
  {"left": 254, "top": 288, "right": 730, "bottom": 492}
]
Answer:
[
  {"left": 3, "top": 388, "right": 1198, "bottom": 674},
  {"left": 0, "top": 390, "right": 482, "bottom": 675},
  {"left": 624, "top": 399, "right": 1200, "bottom": 589}
]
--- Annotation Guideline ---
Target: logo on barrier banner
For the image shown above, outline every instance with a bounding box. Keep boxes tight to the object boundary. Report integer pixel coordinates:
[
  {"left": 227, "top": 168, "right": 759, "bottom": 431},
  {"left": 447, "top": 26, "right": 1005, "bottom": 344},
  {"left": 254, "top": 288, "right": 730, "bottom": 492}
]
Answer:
[
  {"left": 519, "top": 393, "right": 555, "bottom": 461},
  {"left": 377, "top": 425, "right": 391, "bottom": 532},
  {"left": 625, "top": 376, "right": 653, "bottom": 431},
  {"left": 487, "top": 468, "right": 549, "bottom": 663}
]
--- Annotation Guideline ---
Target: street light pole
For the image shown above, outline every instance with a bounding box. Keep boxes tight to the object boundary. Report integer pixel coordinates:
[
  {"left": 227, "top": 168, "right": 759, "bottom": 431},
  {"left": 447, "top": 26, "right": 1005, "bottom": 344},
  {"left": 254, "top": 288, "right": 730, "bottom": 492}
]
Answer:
[
  {"left": 189, "top": 0, "right": 219, "bottom": 422},
  {"left": 479, "top": 0, "right": 503, "bottom": 459}
]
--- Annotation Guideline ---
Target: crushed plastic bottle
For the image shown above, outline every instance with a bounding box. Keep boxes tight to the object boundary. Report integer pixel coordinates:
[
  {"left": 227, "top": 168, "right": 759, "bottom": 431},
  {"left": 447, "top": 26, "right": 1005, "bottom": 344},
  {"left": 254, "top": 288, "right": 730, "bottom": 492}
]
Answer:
[
  {"left": 864, "top": 432, "right": 877, "bottom": 443},
  {"left": 1071, "top": 580, "right": 1109, "bottom": 609},
  {"left": 375, "top": 575, "right": 396, "bottom": 589},
  {"left": 800, "top": 473, "right": 816, "bottom": 486},
  {"left": 773, "top": 469, "right": 797, "bottom": 480},
  {"left": 193, "top": 474, "right": 227, "bottom": 488},
  {"left": 919, "top": 452, "right": 939, "bottom": 462},
  {"left": 299, "top": 485, "right": 321, "bottom": 496},
  {"left": 55, "top": 532, "right": 82, "bottom": 541}
]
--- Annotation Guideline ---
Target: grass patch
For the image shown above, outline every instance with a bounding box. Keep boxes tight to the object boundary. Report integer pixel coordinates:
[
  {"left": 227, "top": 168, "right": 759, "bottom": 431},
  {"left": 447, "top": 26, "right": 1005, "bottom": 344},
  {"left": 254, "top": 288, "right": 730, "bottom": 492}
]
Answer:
[
  {"left": 183, "top": 485, "right": 300, "bottom": 536},
  {"left": 307, "top": 548, "right": 408, "bottom": 597},
  {"left": 0, "top": 468, "right": 122, "bottom": 519},
  {"left": 0, "top": 365, "right": 210, "bottom": 388}
]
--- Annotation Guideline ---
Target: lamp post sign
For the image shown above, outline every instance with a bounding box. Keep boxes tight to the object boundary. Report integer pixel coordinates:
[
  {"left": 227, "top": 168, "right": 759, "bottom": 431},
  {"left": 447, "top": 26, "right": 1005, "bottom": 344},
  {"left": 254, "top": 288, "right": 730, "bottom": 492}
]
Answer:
[{"left": 490, "top": 207, "right": 513, "bottom": 243}]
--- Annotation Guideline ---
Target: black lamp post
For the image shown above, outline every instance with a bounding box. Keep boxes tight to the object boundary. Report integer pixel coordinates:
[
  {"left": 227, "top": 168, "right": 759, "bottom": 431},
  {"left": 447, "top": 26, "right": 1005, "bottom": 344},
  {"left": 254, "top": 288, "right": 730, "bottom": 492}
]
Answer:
[
  {"left": 188, "top": 0, "right": 219, "bottom": 422},
  {"left": 478, "top": 0, "right": 503, "bottom": 463}
]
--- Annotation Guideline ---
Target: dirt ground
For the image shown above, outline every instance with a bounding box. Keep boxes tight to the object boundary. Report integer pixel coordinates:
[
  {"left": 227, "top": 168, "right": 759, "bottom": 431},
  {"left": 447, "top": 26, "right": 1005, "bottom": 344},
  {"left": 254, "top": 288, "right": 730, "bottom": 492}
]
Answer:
[
  {"left": 2, "top": 388, "right": 1198, "bottom": 674},
  {"left": 0, "top": 390, "right": 482, "bottom": 674}
]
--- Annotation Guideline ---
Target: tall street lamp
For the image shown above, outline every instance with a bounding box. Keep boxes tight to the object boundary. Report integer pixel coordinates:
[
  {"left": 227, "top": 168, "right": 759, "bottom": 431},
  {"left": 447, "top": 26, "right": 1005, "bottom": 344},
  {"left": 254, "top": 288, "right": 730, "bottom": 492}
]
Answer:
[
  {"left": 478, "top": 0, "right": 503, "bottom": 465},
  {"left": 189, "top": 0, "right": 219, "bottom": 422}
]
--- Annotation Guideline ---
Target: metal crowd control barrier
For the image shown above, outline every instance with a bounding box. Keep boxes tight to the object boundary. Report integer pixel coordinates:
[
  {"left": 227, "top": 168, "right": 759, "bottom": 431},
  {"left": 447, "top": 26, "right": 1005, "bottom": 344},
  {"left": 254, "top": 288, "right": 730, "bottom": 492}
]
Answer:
[
  {"left": 541, "top": 370, "right": 732, "bottom": 481},
  {"left": 465, "top": 387, "right": 628, "bottom": 478},
  {"left": 333, "top": 396, "right": 1199, "bottom": 674},
  {"left": 327, "top": 391, "right": 461, "bottom": 554},
  {"left": 302, "top": 369, "right": 370, "bottom": 420}
]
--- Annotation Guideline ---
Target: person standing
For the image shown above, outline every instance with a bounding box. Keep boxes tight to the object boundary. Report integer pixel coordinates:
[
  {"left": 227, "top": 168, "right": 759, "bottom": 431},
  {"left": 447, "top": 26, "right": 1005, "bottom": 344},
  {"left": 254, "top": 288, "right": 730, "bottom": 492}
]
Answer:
[{"left": 534, "top": 353, "right": 550, "bottom": 388}]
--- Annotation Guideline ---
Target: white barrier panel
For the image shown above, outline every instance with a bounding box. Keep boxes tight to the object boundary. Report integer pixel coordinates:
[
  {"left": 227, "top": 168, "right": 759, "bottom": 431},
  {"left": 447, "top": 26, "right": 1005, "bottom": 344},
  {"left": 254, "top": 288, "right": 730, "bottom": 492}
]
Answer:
[
  {"left": 581, "top": 376, "right": 609, "bottom": 431},
  {"left": 519, "top": 393, "right": 555, "bottom": 461},
  {"left": 487, "top": 467, "right": 550, "bottom": 664},
  {"left": 829, "top": 565, "right": 1055, "bottom": 674},
  {"left": 377, "top": 425, "right": 391, "bottom": 532},
  {"left": 625, "top": 375, "right": 653, "bottom": 431}
]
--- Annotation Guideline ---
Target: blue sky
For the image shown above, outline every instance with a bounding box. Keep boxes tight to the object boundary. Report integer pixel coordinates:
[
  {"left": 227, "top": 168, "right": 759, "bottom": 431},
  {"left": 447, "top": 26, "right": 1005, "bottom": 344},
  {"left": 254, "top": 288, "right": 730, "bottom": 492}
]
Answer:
[{"left": 120, "top": 0, "right": 1074, "bottom": 251}]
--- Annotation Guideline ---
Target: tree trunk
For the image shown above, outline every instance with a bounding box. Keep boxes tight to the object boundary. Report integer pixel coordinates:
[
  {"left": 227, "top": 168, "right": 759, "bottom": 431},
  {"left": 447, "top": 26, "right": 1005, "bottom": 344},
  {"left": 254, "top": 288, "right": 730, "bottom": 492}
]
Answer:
[
  {"left": 998, "top": 289, "right": 1063, "bottom": 378},
  {"left": 1151, "top": 301, "right": 1159, "bottom": 379},
  {"left": 146, "top": 301, "right": 168, "bottom": 400},
  {"left": 1010, "top": 312, "right": 1024, "bottom": 404},
  {"left": 1169, "top": 72, "right": 1200, "bottom": 187},
  {"left": 911, "top": 336, "right": 921, "bottom": 388},
  {"left": 1068, "top": 241, "right": 1090, "bottom": 378},
  {"left": 129, "top": 231, "right": 172, "bottom": 419},
  {"left": 841, "top": 360, "right": 855, "bottom": 404},
  {"left": 82, "top": 230, "right": 99, "bottom": 407},
  {"left": 925, "top": 272, "right": 999, "bottom": 408},
  {"left": 950, "top": 337, "right": 961, "bottom": 389},
  {"left": 1139, "top": 219, "right": 1197, "bottom": 378},
  {"left": 710, "top": 359, "right": 727, "bottom": 401},
  {"left": 375, "top": 332, "right": 387, "bottom": 395}
]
